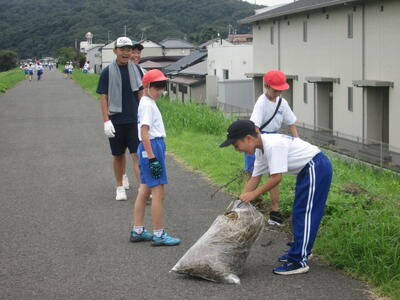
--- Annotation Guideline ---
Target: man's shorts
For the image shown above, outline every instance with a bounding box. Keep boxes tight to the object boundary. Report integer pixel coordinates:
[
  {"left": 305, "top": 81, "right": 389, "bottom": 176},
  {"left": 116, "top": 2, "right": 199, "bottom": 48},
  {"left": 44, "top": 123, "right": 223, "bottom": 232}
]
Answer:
[
  {"left": 138, "top": 138, "right": 168, "bottom": 188},
  {"left": 108, "top": 123, "right": 140, "bottom": 156}
]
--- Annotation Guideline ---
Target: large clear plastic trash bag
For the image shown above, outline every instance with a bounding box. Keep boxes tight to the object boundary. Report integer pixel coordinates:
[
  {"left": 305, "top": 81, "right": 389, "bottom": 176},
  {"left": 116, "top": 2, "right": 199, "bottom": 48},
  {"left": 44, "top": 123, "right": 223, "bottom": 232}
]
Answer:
[{"left": 171, "top": 200, "right": 264, "bottom": 284}]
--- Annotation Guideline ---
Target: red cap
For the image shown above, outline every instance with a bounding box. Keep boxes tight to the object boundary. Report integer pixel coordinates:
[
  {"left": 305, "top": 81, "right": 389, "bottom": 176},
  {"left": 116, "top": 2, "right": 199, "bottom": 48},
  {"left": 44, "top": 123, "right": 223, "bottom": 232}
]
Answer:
[
  {"left": 263, "top": 70, "right": 289, "bottom": 90},
  {"left": 142, "top": 69, "right": 169, "bottom": 87}
]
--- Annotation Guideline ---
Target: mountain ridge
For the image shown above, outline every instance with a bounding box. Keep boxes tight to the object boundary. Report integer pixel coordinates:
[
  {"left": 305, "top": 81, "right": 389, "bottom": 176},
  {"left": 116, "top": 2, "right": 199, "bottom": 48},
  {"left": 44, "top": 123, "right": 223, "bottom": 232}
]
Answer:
[{"left": 0, "top": 0, "right": 259, "bottom": 58}]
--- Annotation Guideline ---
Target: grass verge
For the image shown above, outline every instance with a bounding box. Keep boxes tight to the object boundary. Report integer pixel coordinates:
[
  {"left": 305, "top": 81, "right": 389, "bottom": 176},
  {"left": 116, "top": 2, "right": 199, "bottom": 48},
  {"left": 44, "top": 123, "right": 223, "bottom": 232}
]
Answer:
[
  {"left": 0, "top": 68, "right": 26, "bottom": 93},
  {"left": 72, "top": 73, "right": 400, "bottom": 299}
]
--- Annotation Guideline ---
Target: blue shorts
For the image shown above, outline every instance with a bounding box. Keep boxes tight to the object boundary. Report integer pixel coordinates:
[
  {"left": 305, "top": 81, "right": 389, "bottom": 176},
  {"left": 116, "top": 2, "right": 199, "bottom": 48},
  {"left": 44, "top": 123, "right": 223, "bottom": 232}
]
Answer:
[
  {"left": 244, "top": 131, "right": 277, "bottom": 173},
  {"left": 29, "top": 70, "right": 33, "bottom": 75},
  {"left": 138, "top": 138, "right": 168, "bottom": 188},
  {"left": 69, "top": 70, "right": 73, "bottom": 74},
  {"left": 24, "top": 70, "right": 29, "bottom": 74}
]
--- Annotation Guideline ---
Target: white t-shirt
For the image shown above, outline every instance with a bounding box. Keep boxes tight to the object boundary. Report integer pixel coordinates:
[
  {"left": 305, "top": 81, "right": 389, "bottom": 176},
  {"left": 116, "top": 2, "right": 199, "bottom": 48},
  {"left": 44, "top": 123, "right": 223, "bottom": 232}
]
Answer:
[
  {"left": 253, "top": 134, "right": 320, "bottom": 176},
  {"left": 250, "top": 94, "right": 296, "bottom": 132},
  {"left": 137, "top": 96, "right": 166, "bottom": 141}
]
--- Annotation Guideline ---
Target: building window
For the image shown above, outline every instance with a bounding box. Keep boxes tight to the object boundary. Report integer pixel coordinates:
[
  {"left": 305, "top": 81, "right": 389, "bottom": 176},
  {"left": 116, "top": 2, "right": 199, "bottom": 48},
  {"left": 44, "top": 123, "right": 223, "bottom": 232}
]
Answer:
[
  {"left": 348, "top": 13, "right": 353, "bottom": 38},
  {"left": 223, "top": 69, "right": 229, "bottom": 80},
  {"left": 171, "top": 83, "right": 176, "bottom": 94},
  {"left": 348, "top": 87, "right": 353, "bottom": 112},
  {"left": 304, "top": 83, "right": 308, "bottom": 103},
  {"left": 214, "top": 69, "right": 216, "bottom": 76},
  {"left": 178, "top": 85, "right": 187, "bottom": 94},
  {"left": 270, "top": 26, "right": 274, "bottom": 45},
  {"left": 303, "top": 21, "right": 307, "bottom": 42}
]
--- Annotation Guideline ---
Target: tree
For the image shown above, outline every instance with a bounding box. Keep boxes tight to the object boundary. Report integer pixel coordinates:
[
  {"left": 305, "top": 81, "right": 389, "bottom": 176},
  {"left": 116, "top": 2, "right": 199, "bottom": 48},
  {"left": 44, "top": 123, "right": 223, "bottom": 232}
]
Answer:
[
  {"left": 0, "top": 50, "right": 18, "bottom": 72},
  {"left": 55, "top": 47, "right": 77, "bottom": 64}
]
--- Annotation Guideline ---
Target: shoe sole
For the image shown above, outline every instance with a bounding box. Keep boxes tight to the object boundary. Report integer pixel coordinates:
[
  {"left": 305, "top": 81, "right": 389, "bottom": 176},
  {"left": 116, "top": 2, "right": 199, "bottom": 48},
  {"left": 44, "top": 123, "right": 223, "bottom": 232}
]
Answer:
[
  {"left": 115, "top": 198, "right": 127, "bottom": 201},
  {"left": 273, "top": 266, "right": 310, "bottom": 275},
  {"left": 268, "top": 219, "right": 284, "bottom": 226},
  {"left": 130, "top": 238, "right": 152, "bottom": 243},
  {"left": 151, "top": 242, "right": 180, "bottom": 247}
]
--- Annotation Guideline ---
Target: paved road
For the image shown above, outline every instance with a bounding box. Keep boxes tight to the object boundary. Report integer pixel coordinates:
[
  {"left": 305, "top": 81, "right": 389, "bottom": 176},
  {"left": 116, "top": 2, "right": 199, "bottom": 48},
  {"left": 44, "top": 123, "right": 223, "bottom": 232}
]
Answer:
[{"left": 0, "top": 71, "right": 371, "bottom": 299}]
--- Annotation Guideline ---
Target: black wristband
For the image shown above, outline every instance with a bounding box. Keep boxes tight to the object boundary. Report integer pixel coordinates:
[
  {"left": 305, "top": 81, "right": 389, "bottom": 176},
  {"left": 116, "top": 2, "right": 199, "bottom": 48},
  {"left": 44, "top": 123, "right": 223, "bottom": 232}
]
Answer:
[{"left": 149, "top": 158, "right": 157, "bottom": 163}]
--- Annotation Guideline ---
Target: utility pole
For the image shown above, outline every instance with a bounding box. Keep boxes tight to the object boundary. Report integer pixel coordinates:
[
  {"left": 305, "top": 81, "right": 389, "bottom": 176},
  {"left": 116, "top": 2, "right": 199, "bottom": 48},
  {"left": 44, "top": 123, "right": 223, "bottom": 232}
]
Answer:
[
  {"left": 123, "top": 25, "right": 127, "bottom": 37},
  {"left": 107, "top": 31, "right": 110, "bottom": 43}
]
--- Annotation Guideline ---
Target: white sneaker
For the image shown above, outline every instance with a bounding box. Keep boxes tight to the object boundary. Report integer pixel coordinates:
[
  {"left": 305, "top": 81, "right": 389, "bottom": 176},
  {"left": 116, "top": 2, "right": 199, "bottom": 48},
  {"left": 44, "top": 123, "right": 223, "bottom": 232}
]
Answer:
[
  {"left": 115, "top": 186, "right": 127, "bottom": 201},
  {"left": 122, "top": 174, "right": 130, "bottom": 189}
]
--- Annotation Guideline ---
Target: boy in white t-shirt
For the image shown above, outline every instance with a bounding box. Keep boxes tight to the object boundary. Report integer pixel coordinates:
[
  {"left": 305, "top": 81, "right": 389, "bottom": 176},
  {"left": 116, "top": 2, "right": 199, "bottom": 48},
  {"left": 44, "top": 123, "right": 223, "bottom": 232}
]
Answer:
[
  {"left": 246, "top": 70, "right": 299, "bottom": 227},
  {"left": 220, "top": 120, "right": 332, "bottom": 275},
  {"left": 130, "top": 69, "right": 181, "bottom": 247}
]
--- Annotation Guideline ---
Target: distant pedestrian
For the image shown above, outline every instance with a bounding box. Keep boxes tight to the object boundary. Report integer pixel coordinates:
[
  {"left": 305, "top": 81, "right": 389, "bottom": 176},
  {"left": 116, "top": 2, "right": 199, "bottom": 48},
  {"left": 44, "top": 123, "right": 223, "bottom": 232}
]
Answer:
[
  {"left": 245, "top": 70, "right": 299, "bottom": 227},
  {"left": 130, "top": 69, "right": 181, "bottom": 246},
  {"left": 28, "top": 63, "right": 34, "bottom": 81},
  {"left": 63, "top": 63, "right": 69, "bottom": 79},
  {"left": 96, "top": 37, "right": 143, "bottom": 201},
  {"left": 36, "top": 62, "right": 43, "bottom": 80},
  {"left": 23, "top": 64, "right": 29, "bottom": 79},
  {"left": 220, "top": 119, "right": 332, "bottom": 275},
  {"left": 83, "top": 61, "right": 89, "bottom": 73}
]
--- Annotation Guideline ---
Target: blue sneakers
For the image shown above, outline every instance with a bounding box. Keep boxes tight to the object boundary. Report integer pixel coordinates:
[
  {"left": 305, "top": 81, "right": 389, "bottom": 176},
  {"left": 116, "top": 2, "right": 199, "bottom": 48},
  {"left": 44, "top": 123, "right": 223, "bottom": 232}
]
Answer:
[
  {"left": 273, "top": 262, "right": 310, "bottom": 275},
  {"left": 152, "top": 231, "right": 181, "bottom": 246},
  {"left": 130, "top": 230, "right": 154, "bottom": 242}
]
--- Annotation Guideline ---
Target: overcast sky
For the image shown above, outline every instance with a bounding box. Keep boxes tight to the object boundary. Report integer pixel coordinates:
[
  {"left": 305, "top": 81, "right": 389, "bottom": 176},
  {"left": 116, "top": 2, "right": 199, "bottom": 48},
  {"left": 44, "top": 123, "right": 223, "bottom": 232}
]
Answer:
[{"left": 243, "top": 0, "right": 293, "bottom": 6}]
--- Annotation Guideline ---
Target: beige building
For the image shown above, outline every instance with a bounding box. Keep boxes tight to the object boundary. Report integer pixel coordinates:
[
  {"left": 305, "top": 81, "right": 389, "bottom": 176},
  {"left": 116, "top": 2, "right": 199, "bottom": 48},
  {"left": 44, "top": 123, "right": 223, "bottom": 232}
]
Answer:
[{"left": 240, "top": 0, "right": 400, "bottom": 151}]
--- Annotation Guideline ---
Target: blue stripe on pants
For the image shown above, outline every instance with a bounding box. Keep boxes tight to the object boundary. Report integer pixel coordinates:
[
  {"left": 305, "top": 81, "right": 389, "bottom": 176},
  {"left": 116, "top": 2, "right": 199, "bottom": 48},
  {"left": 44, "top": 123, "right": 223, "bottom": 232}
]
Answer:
[{"left": 287, "top": 152, "right": 332, "bottom": 266}]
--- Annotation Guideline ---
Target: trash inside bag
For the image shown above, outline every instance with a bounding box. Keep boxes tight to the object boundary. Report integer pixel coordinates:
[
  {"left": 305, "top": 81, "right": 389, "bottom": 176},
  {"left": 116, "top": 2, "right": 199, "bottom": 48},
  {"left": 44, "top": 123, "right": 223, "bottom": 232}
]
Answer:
[{"left": 171, "top": 200, "right": 264, "bottom": 284}]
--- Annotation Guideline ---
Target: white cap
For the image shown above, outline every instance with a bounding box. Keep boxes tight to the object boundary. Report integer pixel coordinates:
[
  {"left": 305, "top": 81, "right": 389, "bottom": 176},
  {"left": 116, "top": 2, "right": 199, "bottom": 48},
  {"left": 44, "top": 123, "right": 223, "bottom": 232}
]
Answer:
[{"left": 114, "top": 37, "right": 133, "bottom": 48}]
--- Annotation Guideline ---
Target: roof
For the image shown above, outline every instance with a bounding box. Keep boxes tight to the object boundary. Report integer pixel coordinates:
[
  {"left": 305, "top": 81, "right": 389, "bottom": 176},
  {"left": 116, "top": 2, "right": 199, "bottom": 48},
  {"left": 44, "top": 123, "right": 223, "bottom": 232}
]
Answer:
[
  {"left": 160, "top": 38, "right": 196, "bottom": 49},
  {"left": 179, "top": 61, "right": 207, "bottom": 77},
  {"left": 170, "top": 76, "right": 203, "bottom": 86},
  {"left": 140, "top": 60, "right": 173, "bottom": 69},
  {"left": 164, "top": 50, "right": 207, "bottom": 75},
  {"left": 239, "top": 0, "right": 360, "bottom": 24}
]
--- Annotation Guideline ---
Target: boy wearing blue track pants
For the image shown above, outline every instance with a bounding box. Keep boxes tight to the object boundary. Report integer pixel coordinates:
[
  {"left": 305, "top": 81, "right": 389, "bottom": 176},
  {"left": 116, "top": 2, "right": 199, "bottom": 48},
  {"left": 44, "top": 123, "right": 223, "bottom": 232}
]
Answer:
[
  {"left": 220, "top": 120, "right": 332, "bottom": 275},
  {"left": 246, "top": 70, "right": 298, "bottom": 227},
  {"left": 130, "top": 69, "right": 181, "bottom": 246}
]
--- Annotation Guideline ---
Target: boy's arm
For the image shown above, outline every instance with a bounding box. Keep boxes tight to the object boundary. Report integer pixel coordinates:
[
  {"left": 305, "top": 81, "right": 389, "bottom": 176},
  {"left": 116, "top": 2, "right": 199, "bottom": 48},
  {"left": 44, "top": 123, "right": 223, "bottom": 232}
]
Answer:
[
  {"left": 240, "top": 173, "right": 282, "bottom": 203},
  {"left": 99, "top": 94, "right": 109, "bottom": 122},
  {"left": 288, "top": 124, "right": 299, "bottom": 138},
  {"left": 140, "top": 125, "right": 155, "bottom": 159}
]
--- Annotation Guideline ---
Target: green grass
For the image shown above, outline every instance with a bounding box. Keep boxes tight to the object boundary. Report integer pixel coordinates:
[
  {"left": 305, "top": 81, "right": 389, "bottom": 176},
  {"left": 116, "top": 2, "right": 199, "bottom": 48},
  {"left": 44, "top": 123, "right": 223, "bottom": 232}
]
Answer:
[
  {"left": 0, "top": 68, "right": 26, "bottom": 92},
  {"left": 72, "top": 74, "right": 400, "bottom": 299},
  {"left": 71, "top": 70, "right": 100, "bottom": 99}
]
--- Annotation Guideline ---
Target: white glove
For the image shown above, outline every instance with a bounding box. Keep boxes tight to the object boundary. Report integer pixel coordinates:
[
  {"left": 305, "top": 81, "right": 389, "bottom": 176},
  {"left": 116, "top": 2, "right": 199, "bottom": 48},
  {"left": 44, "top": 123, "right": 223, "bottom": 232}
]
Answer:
[{"left": 104, "top": 120, "right": 115, "bottom": 138}]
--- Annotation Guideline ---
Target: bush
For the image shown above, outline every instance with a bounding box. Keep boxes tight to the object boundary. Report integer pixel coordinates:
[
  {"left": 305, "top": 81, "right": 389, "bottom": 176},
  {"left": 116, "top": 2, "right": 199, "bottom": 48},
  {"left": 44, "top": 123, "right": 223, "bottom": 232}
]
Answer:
[{"left": 0, "top": 50, "right": 18, "bottom": 72}]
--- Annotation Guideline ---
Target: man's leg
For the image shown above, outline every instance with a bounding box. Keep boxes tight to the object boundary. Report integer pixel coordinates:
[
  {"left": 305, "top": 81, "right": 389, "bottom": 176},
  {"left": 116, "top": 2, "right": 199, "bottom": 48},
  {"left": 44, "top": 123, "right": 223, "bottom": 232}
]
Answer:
[
  {"left": 113, "top": 154, "right": 125, "bottom": 187},
  {"left": 274, "top": 153, "right": 332, "bottom": 275}
]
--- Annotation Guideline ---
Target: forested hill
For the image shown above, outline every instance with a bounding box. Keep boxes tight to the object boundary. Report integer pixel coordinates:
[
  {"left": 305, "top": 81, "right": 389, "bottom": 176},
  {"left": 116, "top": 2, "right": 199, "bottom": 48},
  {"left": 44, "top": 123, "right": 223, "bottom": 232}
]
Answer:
[{"left": 0, "top": 0, "right": 259, "bottom": 58}]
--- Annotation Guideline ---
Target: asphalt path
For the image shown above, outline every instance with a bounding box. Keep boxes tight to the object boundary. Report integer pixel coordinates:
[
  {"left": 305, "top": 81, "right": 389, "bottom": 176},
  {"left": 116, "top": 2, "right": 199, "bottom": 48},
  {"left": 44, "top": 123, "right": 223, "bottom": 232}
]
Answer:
[{"left": 0, "top": 70, "right": 371, "bottom": 299}]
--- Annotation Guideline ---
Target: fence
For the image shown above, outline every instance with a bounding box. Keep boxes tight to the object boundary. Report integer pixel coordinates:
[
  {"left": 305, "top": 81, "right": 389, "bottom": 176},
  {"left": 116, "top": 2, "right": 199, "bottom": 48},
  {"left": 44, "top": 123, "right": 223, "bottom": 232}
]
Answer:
[{"left": 219, "top": 102, "right": 400, "bottom": 173}]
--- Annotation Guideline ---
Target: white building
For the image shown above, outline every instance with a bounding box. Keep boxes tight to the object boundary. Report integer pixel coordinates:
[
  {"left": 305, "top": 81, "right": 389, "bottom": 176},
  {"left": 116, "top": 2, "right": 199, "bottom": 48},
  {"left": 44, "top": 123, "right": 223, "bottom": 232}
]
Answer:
[
  {"left": 206, "top": 40, "right": 253, "bottom": 111},
  {"left": 86, "top": 44, "right": 104, "bottom": 74},
  {"left": 140, "top": 40, "right": 163, "bottom": 58},
  {"left": 240, "top": 0, "right": 400, "bottom": 153},
  {"left": 100, "top": 40, "right": 117, "bottom": 69},
  {"left": 160, "top": 38, "right": 196, "bottom": 57}
]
